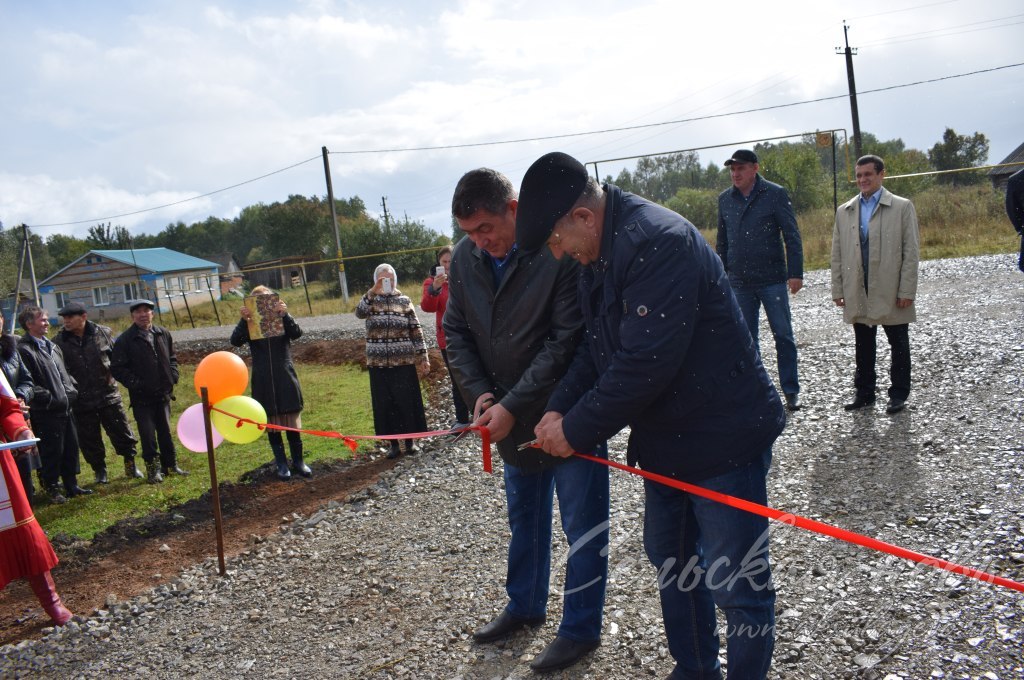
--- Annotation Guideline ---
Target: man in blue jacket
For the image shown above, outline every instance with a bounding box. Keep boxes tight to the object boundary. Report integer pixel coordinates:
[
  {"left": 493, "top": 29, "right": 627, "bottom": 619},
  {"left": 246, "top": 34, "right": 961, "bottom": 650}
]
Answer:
[
  {"left": 717, "top": 149, "right": 804, "bottom": 411},
  {"left": 518, "top": 152, "right": 785, "bottom": 680}
]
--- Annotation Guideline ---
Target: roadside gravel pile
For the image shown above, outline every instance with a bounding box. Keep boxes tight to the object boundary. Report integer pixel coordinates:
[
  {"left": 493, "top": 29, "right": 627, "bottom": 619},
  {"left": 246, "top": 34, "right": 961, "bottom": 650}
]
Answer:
[{"left": 2, "top": 254, "right": 1022, "bottom": 679}]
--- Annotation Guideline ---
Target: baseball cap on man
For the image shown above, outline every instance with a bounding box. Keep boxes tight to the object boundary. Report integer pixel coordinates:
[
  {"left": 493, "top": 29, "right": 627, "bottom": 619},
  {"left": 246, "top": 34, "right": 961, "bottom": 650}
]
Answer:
[
  {"left": 128, "top": 299, "right": 155, "bottom": 312},
  {"left": 57, "top": 302, "right": 87, "bottom": 316},
  {"left": 515, "top": 152, "right": 590, "bottom": 252},
  {"left": 724, "top": 149, "right": 759, "bottom": 166}
]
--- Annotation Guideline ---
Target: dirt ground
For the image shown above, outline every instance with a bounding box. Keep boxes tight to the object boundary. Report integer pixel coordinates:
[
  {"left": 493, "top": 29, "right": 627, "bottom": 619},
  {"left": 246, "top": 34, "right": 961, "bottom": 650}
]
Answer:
[{"left": 0, "top": 338, "right": 445, "bottom": 648}]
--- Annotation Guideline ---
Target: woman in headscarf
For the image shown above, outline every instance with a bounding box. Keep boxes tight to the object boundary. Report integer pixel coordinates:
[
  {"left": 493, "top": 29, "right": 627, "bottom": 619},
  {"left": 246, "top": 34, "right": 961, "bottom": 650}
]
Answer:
[
  {"left": 230, "top": 286, "right": 310, "bottom": 480},
  {"left": 420, "top": 245, "right": 470, "bottom": 428},
  {"left": 355, "top": 264, "right": 430, "bottom": 459},
  {"left": 1, "top": 375, "right": 73, "bottom": 626}
]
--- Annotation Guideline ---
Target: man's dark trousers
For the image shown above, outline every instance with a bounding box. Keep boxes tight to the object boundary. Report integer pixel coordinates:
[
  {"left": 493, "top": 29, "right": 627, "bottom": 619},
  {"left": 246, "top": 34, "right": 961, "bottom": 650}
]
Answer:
[{"left": 853, "top": 322, "right": 910, "bottom": 401}]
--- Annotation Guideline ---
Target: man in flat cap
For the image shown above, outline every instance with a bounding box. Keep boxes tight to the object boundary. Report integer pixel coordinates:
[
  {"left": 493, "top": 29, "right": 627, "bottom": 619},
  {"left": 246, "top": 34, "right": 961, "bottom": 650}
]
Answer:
[
  {"left": 443, "top": 168, "right": 609, "bottom": 672},
  {"left": 717, "top": 149, "right": 804, "bottom": 411},
  {"left": 54, "top": 302, "right": 143, "bottom": 484},
  {"left": 16, "top": 306, "right": 93, "bottom": 503},
  {"left": 111, "top": 300, "right": 187, "bottom": 483},
  {"left": 518, "top": 151, "right": 785, "bottom": 679}
]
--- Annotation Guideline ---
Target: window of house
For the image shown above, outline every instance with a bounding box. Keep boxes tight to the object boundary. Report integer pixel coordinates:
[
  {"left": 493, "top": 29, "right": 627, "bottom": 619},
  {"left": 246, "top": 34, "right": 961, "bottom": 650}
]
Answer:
[
  {"left": 123, "top": 282, "right": 140, "bottom": 300},
  {"left": 92, "top": 286, "right": 110, "bottom": 306},
  {"left": 55, "top": 292, "right": 71, "bottom": 308},
  {"left": 178, "top": 276, "right": 186, "bottom": 292}
]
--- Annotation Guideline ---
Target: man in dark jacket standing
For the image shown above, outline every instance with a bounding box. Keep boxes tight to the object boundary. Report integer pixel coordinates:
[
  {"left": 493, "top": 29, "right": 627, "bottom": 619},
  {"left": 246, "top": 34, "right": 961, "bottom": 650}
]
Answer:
[
  {"left": 717, "top": 149, "right": 804, "bottom": 411},
  {"left": 519, "top": 152, "right": 785, "bottom": 680},
  {"left": 54, "top": 302, "right": 142, "bottom": 483},
  {"left": 17, "top": 306, "right": 93, "bottom": 504},
  {"left": 110, "top": 299, "right": 187, "bottom": 484},
  {"left": 444, "top": 168, "right": 609, "bottom": 673}
]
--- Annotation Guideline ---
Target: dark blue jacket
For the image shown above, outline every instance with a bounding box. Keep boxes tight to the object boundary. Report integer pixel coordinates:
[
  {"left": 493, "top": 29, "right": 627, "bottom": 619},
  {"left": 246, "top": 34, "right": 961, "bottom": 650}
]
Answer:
[
  {"left": 717, "top": 175, "right": 803, "bottom": 287},
  {"left": 549, "top": 185, "right": 785, "bottom": 482}
]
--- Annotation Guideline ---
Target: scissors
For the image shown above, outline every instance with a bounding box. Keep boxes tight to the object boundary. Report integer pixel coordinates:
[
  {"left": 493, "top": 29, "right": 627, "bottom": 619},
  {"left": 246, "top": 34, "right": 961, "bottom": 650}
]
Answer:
[
  {"left": 516, "top": 438, "right": 539, "bottom": 451},
  {"left": 445, "top": 425, "right": 474, "bottom": 446}
]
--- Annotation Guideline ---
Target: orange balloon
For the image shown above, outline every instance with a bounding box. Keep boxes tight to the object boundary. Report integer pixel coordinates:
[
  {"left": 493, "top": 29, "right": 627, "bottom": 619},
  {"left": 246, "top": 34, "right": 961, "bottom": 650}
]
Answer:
[{"left": 194, "top": 351, "right": 249, "bottom": 404}]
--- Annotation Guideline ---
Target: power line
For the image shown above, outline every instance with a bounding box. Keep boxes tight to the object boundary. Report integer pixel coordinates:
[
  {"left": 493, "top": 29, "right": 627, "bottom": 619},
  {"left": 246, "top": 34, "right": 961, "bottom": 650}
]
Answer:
[{"left": 26, "top": 61, "right": 1024, "bottom": 231}]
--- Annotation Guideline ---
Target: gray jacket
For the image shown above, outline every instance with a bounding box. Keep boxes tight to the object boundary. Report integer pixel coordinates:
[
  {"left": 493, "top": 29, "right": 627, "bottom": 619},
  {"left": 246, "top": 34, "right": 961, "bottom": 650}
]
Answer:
[{"left": 443, "top": 239, "right": 582, "bottom": 471}]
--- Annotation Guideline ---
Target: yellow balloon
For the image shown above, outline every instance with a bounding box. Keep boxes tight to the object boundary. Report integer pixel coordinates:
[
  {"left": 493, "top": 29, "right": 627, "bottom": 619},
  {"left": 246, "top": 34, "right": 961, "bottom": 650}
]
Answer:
[{"left": 211, "top": 395, "right": 267, "bottom": 444}]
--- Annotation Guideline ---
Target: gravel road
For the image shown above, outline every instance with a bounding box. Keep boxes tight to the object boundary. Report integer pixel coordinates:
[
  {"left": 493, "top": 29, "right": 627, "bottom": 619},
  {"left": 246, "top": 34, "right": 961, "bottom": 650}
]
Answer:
[{"left": 2, "top": 254, "right": 1022, "bottom": 679}]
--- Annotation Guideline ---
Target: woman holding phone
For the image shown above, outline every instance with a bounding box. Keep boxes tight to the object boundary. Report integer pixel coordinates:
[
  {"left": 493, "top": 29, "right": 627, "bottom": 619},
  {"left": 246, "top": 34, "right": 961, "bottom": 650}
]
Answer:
[
  {"left": 420, "top": 246, "right": 470, "bottom": 429},
  {"left": 356, "top": 263, "right": 430, "bottom": 459}
]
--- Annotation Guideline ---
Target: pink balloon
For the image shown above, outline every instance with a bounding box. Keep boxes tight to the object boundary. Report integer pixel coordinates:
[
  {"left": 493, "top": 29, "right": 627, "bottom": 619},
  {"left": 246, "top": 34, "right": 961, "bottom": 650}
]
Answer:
[{"left": 176, "top": 403, "right": 224, "bottom": 453}]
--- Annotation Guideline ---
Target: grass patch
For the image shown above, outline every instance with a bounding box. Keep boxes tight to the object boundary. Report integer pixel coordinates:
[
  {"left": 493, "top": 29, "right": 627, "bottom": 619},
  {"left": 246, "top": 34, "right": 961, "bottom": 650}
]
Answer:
[{"left": 33, "top": 362, "right": 381, "bottom": 540}]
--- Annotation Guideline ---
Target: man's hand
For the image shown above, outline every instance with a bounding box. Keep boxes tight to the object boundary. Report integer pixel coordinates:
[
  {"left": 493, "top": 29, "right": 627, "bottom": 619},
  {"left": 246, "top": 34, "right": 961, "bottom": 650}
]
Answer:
[
  {"left": 895, "top": 297, "right": 914, "bottom": 309},
  {"left": 533, "top": 412, "right": 574, "bottom": 458},
  {"left": 834, "top": 298, "right": 845, "bottom": 307},
  {"left": 788, "top": 278, "right": 803, "bottom": 295},
  {"left": 475, "top": 400, "right": 515, "bottom": 442}
]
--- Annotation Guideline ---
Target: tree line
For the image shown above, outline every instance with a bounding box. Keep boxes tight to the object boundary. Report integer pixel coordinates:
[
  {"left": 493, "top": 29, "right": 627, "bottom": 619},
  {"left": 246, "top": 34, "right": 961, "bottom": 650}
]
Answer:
[
  {"left": 1, "top": 195, "right": 450, "bottom": 295},
  {"left": 609, "top": 127, "right": 991, "bottom": 231}
]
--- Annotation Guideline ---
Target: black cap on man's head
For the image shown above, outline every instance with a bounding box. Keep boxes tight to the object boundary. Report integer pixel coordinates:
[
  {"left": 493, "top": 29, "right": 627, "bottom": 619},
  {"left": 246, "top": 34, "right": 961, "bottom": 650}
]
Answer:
[
  {"left": 57, "top": 302, "right": 87, "bottom": 316},
  {"left": 515, "top": 152, "right": 589, "bottom": 252},
  {"left": 128, "top": 299, "right": 155, "bottom": 312},
  {"left": 724, "top": 149, "right": 759, "bottom": 166}
]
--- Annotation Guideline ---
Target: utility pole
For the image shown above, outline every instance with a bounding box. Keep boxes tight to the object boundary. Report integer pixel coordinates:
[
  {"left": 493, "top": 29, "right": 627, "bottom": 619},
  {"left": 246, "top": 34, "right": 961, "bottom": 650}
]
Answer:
[
  {"left": 836, "top": 21, "right": 863, "bottom": 160},
  {"left": 321, "top": 146, "right": 350, "bottom": 304},
  {"left": 380, "top": 196, "right": 392, "bottom": 248}
]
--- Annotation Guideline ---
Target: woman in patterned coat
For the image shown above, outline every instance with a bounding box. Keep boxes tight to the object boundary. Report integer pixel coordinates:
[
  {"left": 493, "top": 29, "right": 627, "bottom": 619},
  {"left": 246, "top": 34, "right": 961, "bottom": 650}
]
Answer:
[{"left": 355, "top": 264, "right": 430, "bottom": 459}]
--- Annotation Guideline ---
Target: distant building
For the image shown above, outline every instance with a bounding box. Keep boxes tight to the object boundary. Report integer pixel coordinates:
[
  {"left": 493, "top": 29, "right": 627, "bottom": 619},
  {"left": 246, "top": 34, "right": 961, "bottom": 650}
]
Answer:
[
  {"left": 38, "top": 248, "right": 220, "bottom": 320},
  {"left": 989, "top": 141, "right": 1024, "bottom": 191},
  {"left": 241, "top": 255, "right": 325, "bottom": 291},
  {"left": 208, "top": 252, "right": 245, "bottom": 296}
]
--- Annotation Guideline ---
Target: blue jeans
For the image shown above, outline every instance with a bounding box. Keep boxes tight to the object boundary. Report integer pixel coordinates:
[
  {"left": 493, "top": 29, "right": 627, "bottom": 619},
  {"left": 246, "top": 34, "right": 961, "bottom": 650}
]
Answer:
[
  {"left": 502, "top": 445, "right": 609, "bottom": 642},
  {"left": 644, "top": 449, "right": 775, "bottom": 680},
  {"left": 733, "top": 283, "right": 799, "bottom": 396}
]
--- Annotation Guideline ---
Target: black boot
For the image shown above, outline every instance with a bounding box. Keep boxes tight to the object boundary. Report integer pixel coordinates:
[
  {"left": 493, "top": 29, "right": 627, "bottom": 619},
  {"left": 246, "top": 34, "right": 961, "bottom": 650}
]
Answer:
[
  {"left": 403, "top": 439, "right": 420, "bottom": 455},
  {"left": 146, "top": 462, "right": 164, "bottom": 484},
  {"left": 288, "top": 432, "right": 311, "bottom": 477},
  {"left": 268, "top": 432, "right": 291, "bottom": 480},
  {"left": 123, "top": 456, "right": 144, "bottom": 479},
  {"left": 386, "top": 440, "right": 402, "bottom": 459}
]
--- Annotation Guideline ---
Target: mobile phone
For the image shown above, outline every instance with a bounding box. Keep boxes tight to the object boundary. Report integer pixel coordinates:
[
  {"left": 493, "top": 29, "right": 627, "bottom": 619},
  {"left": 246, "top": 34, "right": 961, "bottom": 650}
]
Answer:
[
  {"left": 381, "top": 278, "right": 393, "bottom": 294},
  {"left": 435, "top": 266, "right": 445, "bottom": 277}
]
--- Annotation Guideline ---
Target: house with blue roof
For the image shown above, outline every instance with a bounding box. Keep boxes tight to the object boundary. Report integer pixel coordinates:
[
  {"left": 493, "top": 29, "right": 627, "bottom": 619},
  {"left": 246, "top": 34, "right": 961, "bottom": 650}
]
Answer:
[{"left": 38, "top": 248, "right": 220, "bottom": 319}]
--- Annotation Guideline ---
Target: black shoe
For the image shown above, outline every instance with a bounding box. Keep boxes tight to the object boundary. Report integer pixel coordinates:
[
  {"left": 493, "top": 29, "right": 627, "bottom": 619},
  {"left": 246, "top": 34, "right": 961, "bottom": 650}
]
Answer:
[
  {"left": 885, "top": 398, "right": 907, "bottom": 414},
  {"left": 46, "top": 486, "right": 67, "bottom": 505},
  {"left": 784, "top": 393, "right": 802, "bottom": 411},
  {"left": 124, "top": 458, "right": 144, "bottom": 479},
  {"left": 291, "top": 460, "right": 312, "bottom": 478},
  {"left": 843, "top": 396, "right": 876, "bottom": 411},
  {"left": 404, "top": 443, "right": 421, "bottom": 455},
  {"left": 473, "top": 610, "right": 545, "bottom": 643},
  {"left": 386, "top": 441, "right": 402, "bottom": 460},
  {"left": 529, "top": 636, "right": 601, "bottom": 673},
  {"left": 94, "top": 469, "right": 109, "bottom": 484},
  {"left": 65, "top": 485, "right": 94, "bottom": 497},
  {"left": 162, "top": 465, "right": 190, "bottom": 476}
]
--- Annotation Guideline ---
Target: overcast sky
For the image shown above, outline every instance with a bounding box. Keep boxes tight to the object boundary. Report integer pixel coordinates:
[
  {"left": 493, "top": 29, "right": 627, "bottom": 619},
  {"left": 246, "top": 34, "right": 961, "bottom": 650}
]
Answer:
[{"left": 1, "top": 0, "right": 1021, "bottom": 240}]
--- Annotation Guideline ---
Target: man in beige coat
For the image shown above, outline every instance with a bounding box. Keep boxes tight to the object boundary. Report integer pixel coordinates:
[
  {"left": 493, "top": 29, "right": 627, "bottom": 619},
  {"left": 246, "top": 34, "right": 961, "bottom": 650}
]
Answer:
[{"left": 831, "top": 154, "right": 920, "bottom": 414}]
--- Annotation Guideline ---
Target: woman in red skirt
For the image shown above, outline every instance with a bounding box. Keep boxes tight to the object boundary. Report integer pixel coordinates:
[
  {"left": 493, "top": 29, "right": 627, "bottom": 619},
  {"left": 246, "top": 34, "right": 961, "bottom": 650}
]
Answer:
[{"left": 1, "top": 377, "right": 73, "bottom": 625}]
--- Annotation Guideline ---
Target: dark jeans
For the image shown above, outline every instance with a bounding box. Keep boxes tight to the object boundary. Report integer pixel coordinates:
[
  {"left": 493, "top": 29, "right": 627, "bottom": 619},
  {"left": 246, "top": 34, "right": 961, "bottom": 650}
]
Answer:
[
  {"left": 853, "top": 322, "right": 911, "bottom": 401},
  {"left": 645, "top": 449, "right": 775, "bottom": 680},
  {"left": 502, "top": 444, "right": 610, "bottom": 642},
  {"left": 440, "top": 348, "right": 470, "bottom": 424},
  {"left": 75, "top": 402, "right": 139, "bottom": 472},
  {"left": 733, "top": 283, "right": 800, "bottom": 396},
  {"left": 32, "top": 411, "right": 81, "bottom": 492},
  {"left": 132, "top": 399, "right": 178, "bottom": 469}
]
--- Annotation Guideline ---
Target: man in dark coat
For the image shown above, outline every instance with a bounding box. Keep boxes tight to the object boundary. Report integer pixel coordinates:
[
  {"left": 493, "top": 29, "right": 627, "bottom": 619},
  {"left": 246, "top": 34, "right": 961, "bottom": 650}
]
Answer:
[
  {"left": 518, "top": 152, "right": 785, "bottom": 680},
  {"left": 717, "top": 148, "right": 804, "bottom": 411},
  {"left": 16, "top": 306, "right": 93, "bottom": 504},
  {"left": 54, "top": 302, "right": 142, "bottom": 483},
  {"left": 1005, "top": 166, "right": 1024, "bottom": 272},
  {"left": 444, "top": 167, "right": 609, "bottom": 673},
  {"left": 110, "top": 299, "right": 187, "bottom": 484}
]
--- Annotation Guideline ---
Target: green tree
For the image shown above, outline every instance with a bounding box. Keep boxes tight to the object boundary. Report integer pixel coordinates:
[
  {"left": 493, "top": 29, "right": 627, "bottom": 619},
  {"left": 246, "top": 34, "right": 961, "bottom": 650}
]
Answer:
[
  {"left": 664, "top": 188, "right": 719, "bottom": 232},
  {"left": 928, "top": 127, "right": 989, "bottom": 186},
  {"left": 85, "top": 222, "right": 133, "bottom": 249},
  {"left": 46, "top": 234, "right": 90, "bottom": 269},
  {"left": 755, "top": 141, "right": 830, "bottom": 212}
]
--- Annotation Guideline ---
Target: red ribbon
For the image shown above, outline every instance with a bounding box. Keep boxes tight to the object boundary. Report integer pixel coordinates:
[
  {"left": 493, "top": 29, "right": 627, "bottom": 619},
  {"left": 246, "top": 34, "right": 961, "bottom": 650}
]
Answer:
[{"left": 203, "top": 406, "right": 1024, "bottom": 593}]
